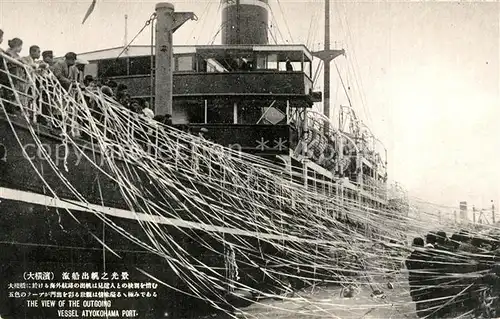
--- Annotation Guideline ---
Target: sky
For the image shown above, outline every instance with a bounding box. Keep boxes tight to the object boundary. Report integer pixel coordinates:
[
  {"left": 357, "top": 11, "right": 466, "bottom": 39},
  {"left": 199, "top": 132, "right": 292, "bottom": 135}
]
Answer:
[{"left": 0, "top": 0, "right": 499, "bottom": 214}]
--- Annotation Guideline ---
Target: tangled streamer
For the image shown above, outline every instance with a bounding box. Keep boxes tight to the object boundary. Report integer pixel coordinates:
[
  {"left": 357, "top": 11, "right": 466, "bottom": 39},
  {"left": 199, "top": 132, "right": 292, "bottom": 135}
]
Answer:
[{"left": 1, "top": 52, "right": 499, "bottom": 319}]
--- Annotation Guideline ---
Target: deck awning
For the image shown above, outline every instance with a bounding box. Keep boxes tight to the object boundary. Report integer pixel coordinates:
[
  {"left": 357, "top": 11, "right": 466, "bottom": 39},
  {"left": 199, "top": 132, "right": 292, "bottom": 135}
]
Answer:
[
  {"left": 76, "top": 44, "right": 313, "bottom": 62},
  {"left": 196, "top": 44, "right": 313, "bottom": 62}
]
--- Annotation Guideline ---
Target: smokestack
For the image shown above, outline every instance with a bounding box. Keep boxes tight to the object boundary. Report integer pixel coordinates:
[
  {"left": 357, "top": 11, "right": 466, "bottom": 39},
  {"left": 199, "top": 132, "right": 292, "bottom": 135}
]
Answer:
[{"left": 221, "top": 0, "right": 269, "bottom": 45}]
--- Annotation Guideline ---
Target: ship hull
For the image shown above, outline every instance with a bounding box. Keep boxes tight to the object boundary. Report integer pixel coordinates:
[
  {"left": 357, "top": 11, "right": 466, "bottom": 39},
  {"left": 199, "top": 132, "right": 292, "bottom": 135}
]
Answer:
[
  {"left": 0, "top": 196, "right": 193, "bottom": 318},
  {"left": 0, "top": 113, "right": 370, "bottom": 317},
  {"left": 0, "top": 116, "right": 258, "bottom": 318}
]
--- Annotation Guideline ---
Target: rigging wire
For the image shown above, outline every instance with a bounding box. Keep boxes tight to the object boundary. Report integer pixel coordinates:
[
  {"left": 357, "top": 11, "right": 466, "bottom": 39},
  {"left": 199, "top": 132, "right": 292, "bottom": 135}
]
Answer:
[
  {"left": 345, "top": 54, "right": 373, "bottom": 125},
  {"left": 208, "top": 0, "right": 225, "bottom": 45},
  {"left": 209, "top": 22, "right": 227, "bottom": 46},
  {"left": 208, "top": 2, "right": 223, "bottom": 45},
  {"left": 268, "top": 3, "right": 286, "bottom": 44},
  {"left": 98, "top": 12, "right": 157, "bottom": 80},
  {"left": 115, "top": 13, "right": 157, "bottom": 57},
  {"left": 334, "top": 61, "right": 353, "bottom": 108},
  {"left": 306, "top": 1, "right": 321, "bottom": 49},
  {"left": 150, "top": 17, "right": 154, "bottom": 107},
  {"left": 305, "top": 8, "right": 315, "bottom": 48},
  {"left": 190, "top": 0, "right": 213, "bottom": 45},
  {"left": 276, "top": 0, "right": 295, "bottom": 43},
  {"left": 1, "top": 11, "right": 498, "bottom": 315},
  {"left": 267, "top": 25, "right": 279, "bottom": 45},
  {"left": 335, "top": 1, "right": 373, "bottom": 127},
  {"left": 312, "top": 60, "right": 323, "bottom": 88}
]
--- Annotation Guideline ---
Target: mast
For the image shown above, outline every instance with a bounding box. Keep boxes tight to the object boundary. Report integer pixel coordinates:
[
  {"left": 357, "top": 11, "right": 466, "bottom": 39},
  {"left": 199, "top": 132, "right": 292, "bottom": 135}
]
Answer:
[
  {"left": 154, "top": 3, "right": 195, "bottom": 118},
  {"left": 236, "top": 0, "right": 241, "bottom": 44},
  {"left": 124, "top": 14, "right": 129, "bottom": 76},
  {"left": 312, "top": 0, "right": 345, "bottom": 126},
  {"left": 123, "top": 14, "right": 128, "bottom": 50},
  {"left": 323, "top": 0, "right": 331, "bottom": 120}
]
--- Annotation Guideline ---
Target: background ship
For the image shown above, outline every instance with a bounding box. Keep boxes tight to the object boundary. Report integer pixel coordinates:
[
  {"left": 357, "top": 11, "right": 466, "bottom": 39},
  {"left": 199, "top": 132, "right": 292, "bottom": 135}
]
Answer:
[{"left": 0, "top": 0, "right": 409, "bottom": 318}]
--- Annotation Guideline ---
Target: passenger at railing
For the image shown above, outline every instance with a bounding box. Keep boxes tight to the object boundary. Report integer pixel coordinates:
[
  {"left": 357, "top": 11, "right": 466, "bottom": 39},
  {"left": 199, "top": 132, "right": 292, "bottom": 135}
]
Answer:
[
  {"left": 116, "top": 83, "right": 128, "bottom": 100},
  {"left": 406, "top": 237, "right": 427, "bottom": 315},
  {"left": 5, "top": 38, "right": 22, "bottom": 59},
  {"left": 153, "top": 113, "right": 172, "bottom": 126},
  {"left": 70, "top": 58, "right": 88, "bottom": 85},
  {"left": 100, "top": 85, "right": 114, "bottom": 98},
  {"left": 41, "top": 50, "right": 54, "bottom": 67},
  {"left": 411, "top": 229, "right": 500, "bottom": 318},
  {"left": 285, "top": 57, "right": 293, "bottom": 71},
  {"left": 35, "top": 51, "right": 55, "bottom": 125},
  {"left": 83, "top": 75, "right": 96, "bottom": 89},
  {"left": 100, "top": 78, "right": 113, "bottom": 90},
  {"left": 435, "top": 231, "right": 449, "bottom": 251},
  {"left": 17, "top": 45, "right": 48, "bottom": 118},
  {"left": 20, "top": 45, "right": 47, "bottom": 70},
  {"left": 240, "top": 60, "right": 252, "bottom": 71},
  {"left": 81, "top": 85, "right": 112, "bottom": 136},
  {"left": 0, "top": 29, "right": 4, "bottom": 52},
  {"left": 50, "top": 52, "right": 77, "bottom": 90},
  {"left": 126, "top": 99, "right": 148, "bottom": 142},
  {"left": 107, "top": 80, "right": 118, "bottom": 94},
  {"left": 474, "top": 264, "right": 500, "bottom": 317},
  {"left": 120, "top": 93, "right": 132, "bottom": 110},
  {"left": 129, "top": 99, "right": 142, "bottom": 113},
  {"left": 457, "top": 234, "right": 479, "bottom": 254},
  {"left": 142, "top": 102, "right": 154, "bottom": 119},
  {"left": 417, "top": 240, "right": 450, "bottom": 318},
  {"left": 424, "top": 232, "right": 436, "bottom": 248},
  {"left": 2, "top": 38, "right": 25, "bottom": 114},
  {"left": 136, "top": 101, "right": 155, "bottom": 143},
  {"left": 448, "top": 233, "right": 463, "bottom": 251},
  {"left": 430, "top": 231, "right": 457, "bottom": 317},
  {"left": 115, "top": 84, "right": 132, "bottom": 109},
  {"left": 0, "top": 29, "right": 8, "bottom": 111}
]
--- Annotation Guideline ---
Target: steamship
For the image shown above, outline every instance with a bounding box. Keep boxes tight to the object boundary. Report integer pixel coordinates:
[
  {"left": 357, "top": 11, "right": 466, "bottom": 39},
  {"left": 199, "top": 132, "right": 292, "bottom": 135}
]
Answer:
[{"left": 0, "top": 0, "right": 408, "bottom": 318}]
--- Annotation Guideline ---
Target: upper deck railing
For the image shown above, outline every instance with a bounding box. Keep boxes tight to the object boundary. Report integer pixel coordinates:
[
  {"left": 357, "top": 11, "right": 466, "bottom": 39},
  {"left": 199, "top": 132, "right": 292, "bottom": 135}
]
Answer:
[
  {"left": 291, "top": 107, "right": 389, "bottom": 201},
  {"left": 102, "top": 71, "right": 313, "bottom": 100}
]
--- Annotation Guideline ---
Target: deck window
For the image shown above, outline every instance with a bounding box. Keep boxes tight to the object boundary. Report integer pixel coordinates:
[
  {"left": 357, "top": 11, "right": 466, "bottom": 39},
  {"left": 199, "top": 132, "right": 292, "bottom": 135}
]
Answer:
[
  {"left": 84, "top": 62, "right": 98, "bottom": 78},
  {"left": 256, "top": 54, "right": 267, "bottom": 69},
  {"left": 173, "top": 100, "right": 204, "bottom": 124},
  {"left": 304, "top": 61, "right": 311, "bottom": 77},
  {"left": 255, "top": 53, "right": 278, "bottom": 70},
  {"left": 97, "top": 58, "right": 128, "bottom": 77},
  {"left": 267, "top": 54, "right": 278, "bottom": 69},
  {"left": 176, "top": 56, "right": 194, "bottom": 71},
  {"left": 207, "top": 99, "right": 234, "bottom": 124},
  {"left": 129, "top": 56, "right": 152, "bottom": 76}
]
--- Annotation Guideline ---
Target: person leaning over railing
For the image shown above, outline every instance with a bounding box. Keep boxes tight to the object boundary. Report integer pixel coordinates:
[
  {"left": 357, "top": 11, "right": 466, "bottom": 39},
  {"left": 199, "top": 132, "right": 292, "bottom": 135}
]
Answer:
[
  {"left": 83, "top": 75, "right": 96, "bottom": 89},
  {"left": 4, "top": 37, "right": 22, "bottom": 60},
  {"left": 41, "top": 50, "right": 54, "bottom": 68},
  {"left": 50, "top": 52, "right": 77, "bottom": 91},
  {"left": 72, "top": 58, "right": 88, "bottom": 85},
  {"left": 19, "top": 45, "right": 50, "bottom": 119},
  {"left": 0, "top": 29, "right": 7, "bottom": 107},
  {"left": 34, "top": 51, "right": 61, "bottom": 126},
  {"left": 20, "top": 45, "right": 47, "bottom": 70},
  {"left": 2, "top": 37, "right": 24, "bottom": 114}
]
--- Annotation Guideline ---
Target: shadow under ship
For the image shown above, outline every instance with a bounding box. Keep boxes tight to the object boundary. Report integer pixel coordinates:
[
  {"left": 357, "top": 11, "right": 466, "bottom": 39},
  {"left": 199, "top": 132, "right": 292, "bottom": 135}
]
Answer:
[{"left": 0, "top": 1, "right": 409, "bottom": 318}]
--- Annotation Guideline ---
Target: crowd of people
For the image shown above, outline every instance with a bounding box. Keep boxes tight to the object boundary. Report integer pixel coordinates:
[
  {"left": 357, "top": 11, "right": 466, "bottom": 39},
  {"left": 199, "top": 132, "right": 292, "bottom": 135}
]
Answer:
[
  {"left": 0, "top": 29, "right": 155, "bottom": 122},
  {"left": 406, "top": 229, "right": 500, "bottom": 318},
  {"left": 0, "top": 30, "right": 81, "bottom": 87}
]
